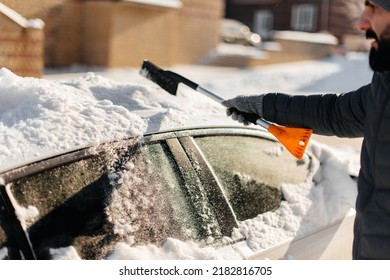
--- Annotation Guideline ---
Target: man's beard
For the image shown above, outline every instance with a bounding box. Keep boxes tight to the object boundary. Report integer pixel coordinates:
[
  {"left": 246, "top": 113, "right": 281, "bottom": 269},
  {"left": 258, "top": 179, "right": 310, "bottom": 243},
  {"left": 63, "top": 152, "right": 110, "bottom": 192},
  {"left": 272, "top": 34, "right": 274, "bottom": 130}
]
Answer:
[{"left": 367, "top": 29, "right": 390, "bottom": 72}]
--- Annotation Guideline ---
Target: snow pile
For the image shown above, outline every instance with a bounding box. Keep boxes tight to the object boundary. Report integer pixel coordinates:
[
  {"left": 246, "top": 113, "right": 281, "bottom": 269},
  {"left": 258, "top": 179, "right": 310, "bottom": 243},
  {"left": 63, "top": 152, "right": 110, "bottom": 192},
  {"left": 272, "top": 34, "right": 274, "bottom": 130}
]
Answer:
[
  {"left": 106, "top": 239, "right": 225, "bottom": 260},
  {"left": 126, "top": 0, "right": 183, "bottom": 9},
  {"left": 273, "top": 31, "right": 338, "bottom": 45}
]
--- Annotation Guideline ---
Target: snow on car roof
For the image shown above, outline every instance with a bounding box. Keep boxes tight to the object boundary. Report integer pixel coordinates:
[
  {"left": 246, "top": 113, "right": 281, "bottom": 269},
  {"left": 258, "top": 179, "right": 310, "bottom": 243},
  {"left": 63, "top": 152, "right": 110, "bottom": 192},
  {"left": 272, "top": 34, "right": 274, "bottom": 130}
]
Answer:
[{"left": 0, "top": 67, "right": 235, "bottom": 172}]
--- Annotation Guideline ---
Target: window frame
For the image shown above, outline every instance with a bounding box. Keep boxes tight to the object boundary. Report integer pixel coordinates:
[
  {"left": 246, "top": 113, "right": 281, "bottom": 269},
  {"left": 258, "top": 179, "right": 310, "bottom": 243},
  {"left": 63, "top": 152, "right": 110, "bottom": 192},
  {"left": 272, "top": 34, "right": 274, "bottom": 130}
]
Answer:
[
  {"left": 254, "top": 9, "right": 274, "bottom": 39},
  {"left": 291, "top": 4, "right": 318, "bottom": 32}
]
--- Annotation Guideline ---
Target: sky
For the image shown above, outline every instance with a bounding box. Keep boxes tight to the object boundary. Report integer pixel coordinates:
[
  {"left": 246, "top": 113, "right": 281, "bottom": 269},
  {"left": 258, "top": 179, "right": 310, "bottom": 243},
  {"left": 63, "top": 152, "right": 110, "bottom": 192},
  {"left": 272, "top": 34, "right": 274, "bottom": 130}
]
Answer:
[{"left": 0, "top": 51, "right": 373, "bottom": 260}]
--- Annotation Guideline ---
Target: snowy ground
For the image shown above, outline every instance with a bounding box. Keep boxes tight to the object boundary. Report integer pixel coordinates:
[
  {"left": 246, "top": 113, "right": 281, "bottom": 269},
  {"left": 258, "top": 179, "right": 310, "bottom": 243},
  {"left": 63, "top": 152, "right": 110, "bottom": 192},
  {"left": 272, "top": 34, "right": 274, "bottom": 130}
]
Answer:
[{"left": 0, "top": 52, "right": 372, "bottom": 259}]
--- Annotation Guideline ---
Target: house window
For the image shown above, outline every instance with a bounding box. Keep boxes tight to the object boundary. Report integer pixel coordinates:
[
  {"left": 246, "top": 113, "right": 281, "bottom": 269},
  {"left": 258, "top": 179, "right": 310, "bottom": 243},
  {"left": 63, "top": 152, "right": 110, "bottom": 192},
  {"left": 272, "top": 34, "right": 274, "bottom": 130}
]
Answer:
[
  {"left": 254, "top": 10, "right": 273, "bottom": 39},
  {"left": 291, "top": 4, "right": 317, "bottom": 32}
]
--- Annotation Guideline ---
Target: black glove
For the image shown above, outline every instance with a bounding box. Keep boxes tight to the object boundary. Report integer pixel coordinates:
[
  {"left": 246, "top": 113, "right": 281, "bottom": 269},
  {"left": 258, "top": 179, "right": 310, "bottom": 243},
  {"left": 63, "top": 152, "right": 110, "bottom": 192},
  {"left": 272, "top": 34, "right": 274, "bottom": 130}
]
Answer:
[{"left": 221, "top": 95, "right": 265, "bottom": 125}]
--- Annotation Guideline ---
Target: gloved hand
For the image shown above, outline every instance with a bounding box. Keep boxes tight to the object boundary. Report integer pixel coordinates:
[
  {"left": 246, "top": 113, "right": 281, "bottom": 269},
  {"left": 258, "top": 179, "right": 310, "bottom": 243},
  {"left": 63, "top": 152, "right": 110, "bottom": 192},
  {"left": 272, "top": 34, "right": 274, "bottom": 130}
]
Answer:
[{"left": 221, "top": 95, "right": 265, "bottom": 125}]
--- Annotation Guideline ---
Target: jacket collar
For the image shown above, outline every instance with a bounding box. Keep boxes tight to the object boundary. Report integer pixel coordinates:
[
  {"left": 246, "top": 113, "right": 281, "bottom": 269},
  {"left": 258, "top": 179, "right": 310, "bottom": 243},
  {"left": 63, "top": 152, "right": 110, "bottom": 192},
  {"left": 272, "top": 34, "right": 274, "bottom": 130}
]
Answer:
[{"left": 377, "top": 70, "right": 390, "bottom": 93}]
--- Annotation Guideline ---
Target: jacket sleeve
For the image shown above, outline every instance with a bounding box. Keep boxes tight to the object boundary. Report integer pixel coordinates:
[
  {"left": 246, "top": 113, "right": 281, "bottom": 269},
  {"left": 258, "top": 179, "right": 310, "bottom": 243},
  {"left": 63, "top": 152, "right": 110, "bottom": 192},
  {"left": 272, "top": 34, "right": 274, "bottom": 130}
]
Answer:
[{"left": 262, "top": 84, "right": 370, "bottom": 137}]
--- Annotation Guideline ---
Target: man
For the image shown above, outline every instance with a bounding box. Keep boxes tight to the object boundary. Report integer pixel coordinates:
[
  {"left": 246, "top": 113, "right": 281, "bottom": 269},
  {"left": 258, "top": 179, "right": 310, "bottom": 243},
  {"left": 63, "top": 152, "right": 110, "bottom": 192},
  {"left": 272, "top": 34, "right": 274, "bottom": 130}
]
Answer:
[{"left": 222, "top": 1, "right": 390, "bottom": 260}]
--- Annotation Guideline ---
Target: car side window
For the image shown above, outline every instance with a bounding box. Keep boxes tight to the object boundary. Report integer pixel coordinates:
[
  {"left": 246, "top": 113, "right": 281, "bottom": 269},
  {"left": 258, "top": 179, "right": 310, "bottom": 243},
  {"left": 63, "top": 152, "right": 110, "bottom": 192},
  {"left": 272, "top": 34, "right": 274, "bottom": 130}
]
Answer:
[
  {"left": 2, "top": 140, "right": 203, "bottom": 259},
  {"left": 194, "top": 135, "right": 310, "bottom": 221},
  {"left": 7, "top": 154, "right": 113, "bottom": 260}
]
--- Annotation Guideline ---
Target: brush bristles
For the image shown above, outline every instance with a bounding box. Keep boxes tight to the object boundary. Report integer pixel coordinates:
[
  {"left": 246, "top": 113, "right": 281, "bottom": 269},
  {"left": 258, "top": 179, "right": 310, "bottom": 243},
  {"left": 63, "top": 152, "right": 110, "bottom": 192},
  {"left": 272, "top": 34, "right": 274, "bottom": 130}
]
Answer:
[{"left": 140, "top": 60, "right": 179, "bottom": 95}]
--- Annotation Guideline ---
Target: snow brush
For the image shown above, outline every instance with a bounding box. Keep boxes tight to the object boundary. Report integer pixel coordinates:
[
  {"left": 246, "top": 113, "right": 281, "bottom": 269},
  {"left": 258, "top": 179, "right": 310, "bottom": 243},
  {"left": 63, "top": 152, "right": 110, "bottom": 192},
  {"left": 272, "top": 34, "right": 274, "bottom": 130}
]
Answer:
[{"left": 139, "top": 60, "right": 313, "bottom": 160}]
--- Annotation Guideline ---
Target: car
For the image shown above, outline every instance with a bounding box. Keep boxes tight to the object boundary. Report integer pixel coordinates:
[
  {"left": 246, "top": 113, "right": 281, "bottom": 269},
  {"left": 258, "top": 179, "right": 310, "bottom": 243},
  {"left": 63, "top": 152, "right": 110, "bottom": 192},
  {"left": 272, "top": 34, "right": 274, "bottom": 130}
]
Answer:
[
  {"left": 0, "top": 64, "right": 357, "bottom": 260},
  {"left": 0, "top": 123, "right": 355, "bottom": 260},
  {"left": 220, "top": 19, "right": 261, "bottom": 47}
]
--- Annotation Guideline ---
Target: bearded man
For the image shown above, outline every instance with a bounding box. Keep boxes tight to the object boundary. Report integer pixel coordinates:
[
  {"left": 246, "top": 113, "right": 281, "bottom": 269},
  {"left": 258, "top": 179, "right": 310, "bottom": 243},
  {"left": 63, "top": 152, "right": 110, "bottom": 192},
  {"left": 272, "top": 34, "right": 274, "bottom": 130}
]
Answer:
[{"left": 222, "top": 1, "right": 390, "bottom": 259}]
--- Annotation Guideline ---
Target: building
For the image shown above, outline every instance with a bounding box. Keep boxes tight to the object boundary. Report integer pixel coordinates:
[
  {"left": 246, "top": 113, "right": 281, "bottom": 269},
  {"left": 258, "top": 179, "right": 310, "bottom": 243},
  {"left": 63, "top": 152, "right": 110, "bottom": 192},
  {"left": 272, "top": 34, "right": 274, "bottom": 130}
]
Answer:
[
  {"left": 0, "top": 0, "right": 225, "bottom": 73},
  {"left": 225, "top": 0, "right": 366, "bottom": 50}
]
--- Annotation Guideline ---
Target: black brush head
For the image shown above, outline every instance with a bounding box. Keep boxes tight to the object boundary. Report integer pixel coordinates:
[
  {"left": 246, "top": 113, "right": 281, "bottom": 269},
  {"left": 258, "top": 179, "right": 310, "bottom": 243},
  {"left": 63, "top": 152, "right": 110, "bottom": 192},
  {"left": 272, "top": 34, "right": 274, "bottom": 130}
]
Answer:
[{"left": 140, "top": 60, "right": 179, "bottom": 95}]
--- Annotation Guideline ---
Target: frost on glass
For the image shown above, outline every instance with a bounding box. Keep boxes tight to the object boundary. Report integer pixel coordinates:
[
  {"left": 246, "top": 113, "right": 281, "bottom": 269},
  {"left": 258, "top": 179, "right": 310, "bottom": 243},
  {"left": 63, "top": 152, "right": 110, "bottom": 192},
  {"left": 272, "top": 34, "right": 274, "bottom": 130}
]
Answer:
[
  {"left": 194, "top": 135, "right": 310, "bottom": 221},
  {"left": 105, "top": 142, "right": 202, "bottom": 247},
  {"left": 8, "top": 154, "right": 112, "bottom": 259}
]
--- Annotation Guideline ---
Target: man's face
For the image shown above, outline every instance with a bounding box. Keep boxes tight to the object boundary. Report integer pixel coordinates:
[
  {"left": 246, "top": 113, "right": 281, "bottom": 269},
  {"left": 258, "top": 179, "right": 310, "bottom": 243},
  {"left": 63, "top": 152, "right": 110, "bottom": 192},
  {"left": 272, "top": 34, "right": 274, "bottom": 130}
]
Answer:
[{"left": 358, "top": 1, "right": 390, "bottom": 72}]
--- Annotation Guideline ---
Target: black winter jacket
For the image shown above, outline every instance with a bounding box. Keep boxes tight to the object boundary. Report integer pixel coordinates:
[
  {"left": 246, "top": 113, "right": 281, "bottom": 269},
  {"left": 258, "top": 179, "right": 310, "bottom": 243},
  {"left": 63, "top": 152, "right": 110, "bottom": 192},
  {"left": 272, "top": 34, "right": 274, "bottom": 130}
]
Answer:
[{"left": 262, "top": 71, "right": 390, "bottom": 260}]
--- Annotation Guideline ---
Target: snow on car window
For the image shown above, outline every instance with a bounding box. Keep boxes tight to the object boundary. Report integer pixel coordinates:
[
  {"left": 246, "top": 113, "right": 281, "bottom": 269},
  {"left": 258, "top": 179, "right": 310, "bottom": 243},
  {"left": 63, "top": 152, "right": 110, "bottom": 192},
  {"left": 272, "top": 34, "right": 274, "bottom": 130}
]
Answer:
[{"left": 105, "top": 142, "right": 203, "bottom": 247}]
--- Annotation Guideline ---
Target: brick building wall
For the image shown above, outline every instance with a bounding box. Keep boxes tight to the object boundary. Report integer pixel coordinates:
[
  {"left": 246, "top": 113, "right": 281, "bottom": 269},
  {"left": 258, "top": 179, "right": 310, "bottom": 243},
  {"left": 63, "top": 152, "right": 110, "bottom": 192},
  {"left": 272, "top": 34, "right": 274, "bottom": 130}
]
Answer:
[
  {"left": 176, "top": 0, "right": 225, "bottom": 64},
  {"left": 83, "top": 1, "right": 180, "bottom": 67},
  {"left": 1, "top": 0, "right": 82, "bottom": 67},
  {"left": 328, "top": 0, "right": 362, "bottom": 40},
  {"left": 0, "top": 9, "right": 44, "bottom": 77}
]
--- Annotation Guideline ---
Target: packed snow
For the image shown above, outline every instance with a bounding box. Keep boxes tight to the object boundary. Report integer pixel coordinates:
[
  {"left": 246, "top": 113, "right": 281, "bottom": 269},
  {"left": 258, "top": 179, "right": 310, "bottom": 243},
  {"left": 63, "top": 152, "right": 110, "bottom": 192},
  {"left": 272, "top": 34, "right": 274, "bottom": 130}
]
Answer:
[{"left": 0, "top": 52, "right": 372, "bottom": 259}]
